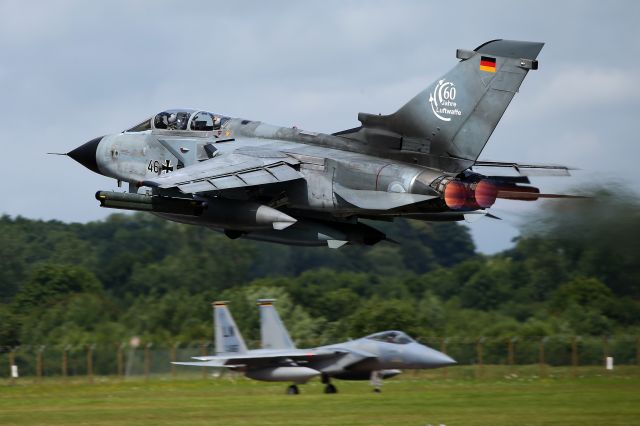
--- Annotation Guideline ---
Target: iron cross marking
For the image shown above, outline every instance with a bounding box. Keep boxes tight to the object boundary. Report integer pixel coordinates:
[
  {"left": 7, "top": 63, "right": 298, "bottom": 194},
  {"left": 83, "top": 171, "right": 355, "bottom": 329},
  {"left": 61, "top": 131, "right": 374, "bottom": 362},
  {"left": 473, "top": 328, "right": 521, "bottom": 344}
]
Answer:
[{"left": 161, "top": 159, "right": 174, "bottom": 173}]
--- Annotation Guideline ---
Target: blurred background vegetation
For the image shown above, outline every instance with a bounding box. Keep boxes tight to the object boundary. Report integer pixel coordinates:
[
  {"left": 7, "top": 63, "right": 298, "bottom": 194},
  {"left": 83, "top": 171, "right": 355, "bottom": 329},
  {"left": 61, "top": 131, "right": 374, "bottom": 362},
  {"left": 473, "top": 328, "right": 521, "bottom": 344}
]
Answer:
[{"left": 1, "top": 189, "right": 638, "bottom": 350}]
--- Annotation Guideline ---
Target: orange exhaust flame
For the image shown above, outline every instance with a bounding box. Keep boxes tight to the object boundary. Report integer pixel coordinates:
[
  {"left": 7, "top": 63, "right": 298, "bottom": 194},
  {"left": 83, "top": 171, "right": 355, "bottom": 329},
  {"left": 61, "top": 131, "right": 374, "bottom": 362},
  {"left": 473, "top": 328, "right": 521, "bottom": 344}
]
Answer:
[
  {"left": 444, "top": 180, "right": 467, "bottom": 209},
  {"left": 473, "top": 180, "right": 498, "bottom": 208}
]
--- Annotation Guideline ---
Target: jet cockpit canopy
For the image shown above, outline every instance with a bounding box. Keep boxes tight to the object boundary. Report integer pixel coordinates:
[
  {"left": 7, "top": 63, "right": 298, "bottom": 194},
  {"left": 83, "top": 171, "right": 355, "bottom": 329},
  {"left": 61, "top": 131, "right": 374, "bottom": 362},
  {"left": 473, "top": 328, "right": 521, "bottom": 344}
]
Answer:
[
  {"left": 365, "top": 330, "right": 414, "bottom": 344},
  {"left": 124, "top": 109, "right": 230, "bottom": 133}
]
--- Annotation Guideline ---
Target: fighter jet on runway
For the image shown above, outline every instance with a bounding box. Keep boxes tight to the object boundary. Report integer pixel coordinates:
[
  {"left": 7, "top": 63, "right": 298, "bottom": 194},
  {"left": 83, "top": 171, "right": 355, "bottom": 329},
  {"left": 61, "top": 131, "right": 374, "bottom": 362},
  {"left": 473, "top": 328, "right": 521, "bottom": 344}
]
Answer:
[
  {"left": 64, "top": 39, "right": 581, "bottom": 247},
  {"left": 174, "top": 300, "right": 455, "bottom": 394}
]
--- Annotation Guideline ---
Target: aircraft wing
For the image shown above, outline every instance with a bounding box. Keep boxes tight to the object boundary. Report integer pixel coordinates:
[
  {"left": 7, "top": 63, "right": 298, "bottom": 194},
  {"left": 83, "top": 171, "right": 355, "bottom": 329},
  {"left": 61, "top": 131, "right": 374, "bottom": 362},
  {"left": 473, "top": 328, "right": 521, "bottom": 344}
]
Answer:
[
  {"left": 473, "top": 160, "right": 574, "bottom": 176},
  {"left": 141, "top": 149, "right": 303, "bottom": 194},
  {"left": 172, "top": 359, "right": 242, "bottom": 368},
  {"left": 173, "top": 348, "right": 349, "bottom": 368}
]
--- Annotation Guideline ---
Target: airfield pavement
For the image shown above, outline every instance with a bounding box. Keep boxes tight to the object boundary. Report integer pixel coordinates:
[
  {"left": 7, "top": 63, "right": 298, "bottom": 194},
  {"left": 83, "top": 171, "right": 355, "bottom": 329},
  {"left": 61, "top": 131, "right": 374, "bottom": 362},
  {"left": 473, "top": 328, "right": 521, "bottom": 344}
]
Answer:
[{"left": 0, "top": 366, "right": 639, "bottom": 425}]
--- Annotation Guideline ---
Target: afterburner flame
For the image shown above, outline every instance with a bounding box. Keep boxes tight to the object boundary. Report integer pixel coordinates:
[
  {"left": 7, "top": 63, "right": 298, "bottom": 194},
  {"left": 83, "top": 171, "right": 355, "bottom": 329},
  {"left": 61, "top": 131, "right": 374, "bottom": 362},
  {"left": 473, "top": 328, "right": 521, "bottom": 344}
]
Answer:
[
  {"left": 473, "top": 180, "right": 498, "bottom": 208},
  {"left": 444, "top": 180, "right": 467, "bottom": 209}
]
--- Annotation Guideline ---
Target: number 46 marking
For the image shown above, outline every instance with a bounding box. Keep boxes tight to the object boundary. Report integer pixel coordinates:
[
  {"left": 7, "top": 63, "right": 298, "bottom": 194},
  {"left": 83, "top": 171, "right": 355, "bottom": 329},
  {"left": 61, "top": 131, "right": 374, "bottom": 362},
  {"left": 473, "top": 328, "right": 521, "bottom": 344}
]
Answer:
[{"left": 147, "top": 160, "right": 160, "bottom": 174}]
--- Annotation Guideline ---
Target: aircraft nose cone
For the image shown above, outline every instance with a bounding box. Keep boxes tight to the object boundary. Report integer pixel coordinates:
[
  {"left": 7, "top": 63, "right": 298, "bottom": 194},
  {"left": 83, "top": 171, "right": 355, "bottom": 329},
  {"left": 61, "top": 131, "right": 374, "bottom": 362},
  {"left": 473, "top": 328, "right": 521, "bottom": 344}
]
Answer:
[
  {"left": 432, "top": 351, "right": 457, "bottom": 367},
  {"left": 413, "top": 344, "right": 457, "bottom": 368},
  {"left": 68, "top": 136, "right": 102, "bottom": 174}
]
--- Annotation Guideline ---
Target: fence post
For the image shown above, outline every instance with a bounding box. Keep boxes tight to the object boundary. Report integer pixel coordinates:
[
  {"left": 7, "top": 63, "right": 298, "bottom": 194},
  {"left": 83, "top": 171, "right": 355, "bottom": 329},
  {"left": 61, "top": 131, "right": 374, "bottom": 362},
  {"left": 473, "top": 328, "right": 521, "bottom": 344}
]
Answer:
[
  {"left": 476, "top": 337, "right": 484, "bottom": 380},
  {"left": 117, "top": 343, "right": 124, "bottom": 380},
  {"left": 36, "top": 346, "right": 44, "bottom": 383},
  {"left": 144, "top": 343, "right": 152, "bottom": 381},
  {"left": 62, "top": 346, "right": 69, "bottom": 379},
  {"left": 508, "top": 337, "right": 516, "bottom": 369},
  {"left": 87, "top": 344, "right": 94, "bottom": 384},
  {"left": 171, "top": 343, "right": 179, "bottom": 379},
  {"left": 539, "top": 337, "right": 547, "bottom": 378},
  {"left": 571, "top": 336, "right": 579, "bottom": 378},
  {"left": 440, "top": 337, "right": 448, "bottom": 379}
]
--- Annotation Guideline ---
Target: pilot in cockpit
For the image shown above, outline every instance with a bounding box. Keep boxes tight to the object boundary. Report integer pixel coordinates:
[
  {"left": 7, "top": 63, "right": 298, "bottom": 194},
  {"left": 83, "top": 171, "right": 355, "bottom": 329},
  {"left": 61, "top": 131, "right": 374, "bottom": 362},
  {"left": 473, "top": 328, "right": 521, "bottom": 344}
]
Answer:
[
  {"left": 167, "top": 113, "right": 177, "bottom": 129},
  {"left": 154, "top": 112, "right": 169, "bottom": 129}
]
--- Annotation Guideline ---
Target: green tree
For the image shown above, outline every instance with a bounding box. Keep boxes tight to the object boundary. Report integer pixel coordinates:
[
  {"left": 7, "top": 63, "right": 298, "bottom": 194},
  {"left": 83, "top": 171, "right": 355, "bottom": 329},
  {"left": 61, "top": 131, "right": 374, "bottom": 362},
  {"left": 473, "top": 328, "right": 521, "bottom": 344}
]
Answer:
[
  {"left": 12, "top": 264, "right": 101, "bottom": 313},
  {"left": 551, "top": 277, "right": 614, "bottom": 312},
  {"left": 345, "top": 298, "right": 420, "bottom": 338}
]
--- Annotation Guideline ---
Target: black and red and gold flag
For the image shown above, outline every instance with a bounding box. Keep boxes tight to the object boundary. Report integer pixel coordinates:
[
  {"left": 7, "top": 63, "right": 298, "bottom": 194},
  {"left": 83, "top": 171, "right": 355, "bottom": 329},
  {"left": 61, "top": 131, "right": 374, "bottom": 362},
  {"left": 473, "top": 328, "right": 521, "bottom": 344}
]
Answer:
[{"left": 479, "top": 56, "right": 496, "bottom": 73}]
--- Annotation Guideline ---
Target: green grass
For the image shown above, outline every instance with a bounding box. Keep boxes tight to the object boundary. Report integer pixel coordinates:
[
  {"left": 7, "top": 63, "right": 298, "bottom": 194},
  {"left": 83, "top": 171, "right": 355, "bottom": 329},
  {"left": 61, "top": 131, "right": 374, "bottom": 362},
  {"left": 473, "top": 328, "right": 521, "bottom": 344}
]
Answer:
[{"left": 1, "top": 367, "right": 639, "bottom": 425}]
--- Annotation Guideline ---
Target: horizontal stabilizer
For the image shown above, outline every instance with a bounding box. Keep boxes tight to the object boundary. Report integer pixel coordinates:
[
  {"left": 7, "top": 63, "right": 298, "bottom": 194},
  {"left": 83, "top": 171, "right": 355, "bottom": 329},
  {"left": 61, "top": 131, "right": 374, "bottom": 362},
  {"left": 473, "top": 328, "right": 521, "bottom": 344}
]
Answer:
[{"left": 475, "top": 160, "right": 574, "bottom": 177}]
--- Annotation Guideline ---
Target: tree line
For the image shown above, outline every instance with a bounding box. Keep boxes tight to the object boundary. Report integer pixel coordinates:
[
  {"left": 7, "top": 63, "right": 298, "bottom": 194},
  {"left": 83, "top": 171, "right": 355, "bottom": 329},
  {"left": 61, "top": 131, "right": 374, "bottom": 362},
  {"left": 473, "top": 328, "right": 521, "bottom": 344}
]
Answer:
[{"left": 1, "top": 188, "right": 638, "bottom": 350}]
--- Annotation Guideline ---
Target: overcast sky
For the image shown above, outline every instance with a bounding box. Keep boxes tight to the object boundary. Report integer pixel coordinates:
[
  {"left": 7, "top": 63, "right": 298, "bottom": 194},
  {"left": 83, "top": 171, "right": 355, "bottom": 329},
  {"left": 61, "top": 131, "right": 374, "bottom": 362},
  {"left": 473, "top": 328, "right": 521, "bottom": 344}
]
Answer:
[{"left": 1, "top": 0, "right": 638, "bottom": 253}]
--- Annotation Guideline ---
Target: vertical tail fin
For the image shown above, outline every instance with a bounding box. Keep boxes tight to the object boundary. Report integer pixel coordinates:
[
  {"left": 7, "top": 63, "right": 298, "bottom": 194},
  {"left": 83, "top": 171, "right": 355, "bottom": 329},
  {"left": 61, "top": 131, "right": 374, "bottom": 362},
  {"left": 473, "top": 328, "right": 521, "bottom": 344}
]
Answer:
[
  {"left": 352, "top": 39, "right": 544, "bottom": 173},
  {"left": 258, "top": 299, "right": 296, "bottom": 350},
  {"left": 213, "top": 301, "right": 248, "bottom": 355}
]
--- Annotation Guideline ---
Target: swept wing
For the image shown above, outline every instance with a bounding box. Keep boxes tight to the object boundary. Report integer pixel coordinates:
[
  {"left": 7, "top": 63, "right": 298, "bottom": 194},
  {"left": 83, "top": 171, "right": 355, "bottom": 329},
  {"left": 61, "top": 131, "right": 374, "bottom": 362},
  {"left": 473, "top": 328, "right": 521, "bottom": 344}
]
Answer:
[{"left": 142, "top": 149, "right": 303, "bottom": 194}]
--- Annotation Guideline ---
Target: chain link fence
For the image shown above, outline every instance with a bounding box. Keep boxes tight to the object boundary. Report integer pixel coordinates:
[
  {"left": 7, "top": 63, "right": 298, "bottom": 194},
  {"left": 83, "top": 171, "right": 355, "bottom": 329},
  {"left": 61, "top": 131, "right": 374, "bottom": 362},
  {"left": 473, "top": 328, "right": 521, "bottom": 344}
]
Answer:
[{"left": 2, "top": 335, "right": 639, "bottom": 383}]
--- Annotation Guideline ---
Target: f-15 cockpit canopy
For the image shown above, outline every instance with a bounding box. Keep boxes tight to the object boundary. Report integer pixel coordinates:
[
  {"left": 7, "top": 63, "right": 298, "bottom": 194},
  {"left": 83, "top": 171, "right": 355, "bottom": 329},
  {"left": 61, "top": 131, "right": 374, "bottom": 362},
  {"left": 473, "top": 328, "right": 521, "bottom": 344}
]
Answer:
[
  {"left": 125, "top": 109, "right": 230, "bottom": 133},
  {"left": 365, "top": 331, "right": 414, "bottom": 345}
]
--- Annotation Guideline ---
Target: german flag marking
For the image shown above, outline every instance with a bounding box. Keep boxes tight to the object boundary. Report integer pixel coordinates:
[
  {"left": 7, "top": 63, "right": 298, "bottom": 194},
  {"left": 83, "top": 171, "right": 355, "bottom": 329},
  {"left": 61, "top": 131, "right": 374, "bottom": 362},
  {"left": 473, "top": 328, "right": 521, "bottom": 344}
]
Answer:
[{"left": 480, "top": 56, "right": 496, "bottom": 73}]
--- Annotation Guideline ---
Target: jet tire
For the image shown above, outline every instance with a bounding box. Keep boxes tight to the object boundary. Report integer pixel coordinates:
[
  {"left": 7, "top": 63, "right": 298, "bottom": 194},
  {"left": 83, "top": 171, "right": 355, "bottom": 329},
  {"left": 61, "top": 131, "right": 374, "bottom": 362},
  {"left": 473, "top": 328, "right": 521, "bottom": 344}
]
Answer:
[{"left": 324, "top": 384, "right": 337, "bottom": 394}]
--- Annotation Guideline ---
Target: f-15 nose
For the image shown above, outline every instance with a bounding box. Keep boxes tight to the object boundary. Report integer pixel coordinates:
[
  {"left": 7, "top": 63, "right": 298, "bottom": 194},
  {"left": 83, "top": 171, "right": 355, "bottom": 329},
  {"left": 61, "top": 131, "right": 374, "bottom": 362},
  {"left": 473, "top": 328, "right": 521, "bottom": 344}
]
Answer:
[
  {"left": 429, "top": 350, "right": 456, "bottom": 368},
  {"left": 411, "top": 344, "right": 457, "bottom": 368},
  {"left": 68, "top": 136, "right": 102, "bottom": 174}
]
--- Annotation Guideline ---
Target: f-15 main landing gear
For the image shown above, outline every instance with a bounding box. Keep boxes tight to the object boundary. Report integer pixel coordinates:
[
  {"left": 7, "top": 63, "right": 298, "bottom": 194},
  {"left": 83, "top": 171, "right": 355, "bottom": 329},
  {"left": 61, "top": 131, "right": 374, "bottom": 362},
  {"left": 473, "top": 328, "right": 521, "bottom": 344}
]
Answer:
[
  {"left": 286, "top": 384, "right": 299, "bottom": 395},
  {"left": 321, "top": 373, "right": 338, "bottom": 394},
  {"left": 324, "top": 383, "right": 337, "bottom": 393}
]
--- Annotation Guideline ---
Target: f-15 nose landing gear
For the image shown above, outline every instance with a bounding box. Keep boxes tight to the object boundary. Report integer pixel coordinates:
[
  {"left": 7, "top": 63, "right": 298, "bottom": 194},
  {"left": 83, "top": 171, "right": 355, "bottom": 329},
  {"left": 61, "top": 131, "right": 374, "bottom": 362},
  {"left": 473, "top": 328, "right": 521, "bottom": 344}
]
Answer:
[
  {"left": 370, "top": 370, "right": 382, "bottom": 393},
  {"left": 286, "top": 384, "right": 299, "bottom": 395}
]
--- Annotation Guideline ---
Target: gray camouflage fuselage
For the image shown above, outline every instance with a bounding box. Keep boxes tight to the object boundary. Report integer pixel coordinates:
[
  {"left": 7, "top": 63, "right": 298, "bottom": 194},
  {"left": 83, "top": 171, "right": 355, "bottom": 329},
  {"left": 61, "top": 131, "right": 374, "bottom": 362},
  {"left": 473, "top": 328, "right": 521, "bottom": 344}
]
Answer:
[{"left": 67, "top": 40, "right": 576, "bottom": 247}]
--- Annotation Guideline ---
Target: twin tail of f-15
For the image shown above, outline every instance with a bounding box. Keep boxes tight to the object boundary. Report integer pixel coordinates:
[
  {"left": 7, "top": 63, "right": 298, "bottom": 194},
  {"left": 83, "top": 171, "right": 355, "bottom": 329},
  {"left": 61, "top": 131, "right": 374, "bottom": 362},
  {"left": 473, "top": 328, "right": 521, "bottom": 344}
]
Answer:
[{"left": 60, "top": 39, "right": 583, "bottom": 248}]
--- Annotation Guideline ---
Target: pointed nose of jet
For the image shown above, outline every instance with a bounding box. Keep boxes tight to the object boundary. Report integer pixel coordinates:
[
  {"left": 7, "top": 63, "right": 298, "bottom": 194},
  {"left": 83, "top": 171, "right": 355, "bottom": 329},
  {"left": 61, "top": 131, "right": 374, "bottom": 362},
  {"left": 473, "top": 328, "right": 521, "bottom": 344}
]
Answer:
[
  {"left": 68, "top": 136, "right": 102, "bottom": 174},
  {"left": 410, "top": 344, "right": 457, "bottom": 369}
]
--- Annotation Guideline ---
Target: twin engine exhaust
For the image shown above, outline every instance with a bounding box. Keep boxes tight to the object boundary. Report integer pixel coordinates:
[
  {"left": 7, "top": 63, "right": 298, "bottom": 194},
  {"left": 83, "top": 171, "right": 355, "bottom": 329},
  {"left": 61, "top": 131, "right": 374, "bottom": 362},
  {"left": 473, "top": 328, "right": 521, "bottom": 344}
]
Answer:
[{"left": 435, "top": 178, "right": 541, "bottom": 210}]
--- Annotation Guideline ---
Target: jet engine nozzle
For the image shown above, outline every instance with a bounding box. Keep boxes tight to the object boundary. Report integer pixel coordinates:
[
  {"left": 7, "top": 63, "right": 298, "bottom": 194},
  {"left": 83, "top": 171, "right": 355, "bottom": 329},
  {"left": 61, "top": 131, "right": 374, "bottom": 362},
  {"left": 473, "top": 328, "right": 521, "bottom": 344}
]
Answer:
[
  {"left": 470, "top": 180, "right": 498, "bottom": 208},
  {"left": 442, "top": 178, "right": 499, "bottom": 210},
  {"left": 443, "top": 180, "right": 467, "bottom": 210}
]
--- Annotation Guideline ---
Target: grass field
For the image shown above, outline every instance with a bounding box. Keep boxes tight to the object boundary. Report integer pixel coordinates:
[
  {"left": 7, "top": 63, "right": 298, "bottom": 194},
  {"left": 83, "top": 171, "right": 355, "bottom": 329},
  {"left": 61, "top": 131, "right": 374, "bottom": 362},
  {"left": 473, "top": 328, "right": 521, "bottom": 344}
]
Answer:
[{"left": 1, "top": 366, "right": 639, "bottom": 425}]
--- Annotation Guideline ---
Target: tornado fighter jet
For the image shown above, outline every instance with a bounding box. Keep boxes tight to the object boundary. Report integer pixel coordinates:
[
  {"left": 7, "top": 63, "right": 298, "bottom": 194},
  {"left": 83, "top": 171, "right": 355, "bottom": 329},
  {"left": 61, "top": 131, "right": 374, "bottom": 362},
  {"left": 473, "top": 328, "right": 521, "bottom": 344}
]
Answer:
[
  {"left": 64, "top": 39, "right": 581, "bottom": 247},
  {"left": 173, "top": 300, "right": 455, "bottom": 394}
]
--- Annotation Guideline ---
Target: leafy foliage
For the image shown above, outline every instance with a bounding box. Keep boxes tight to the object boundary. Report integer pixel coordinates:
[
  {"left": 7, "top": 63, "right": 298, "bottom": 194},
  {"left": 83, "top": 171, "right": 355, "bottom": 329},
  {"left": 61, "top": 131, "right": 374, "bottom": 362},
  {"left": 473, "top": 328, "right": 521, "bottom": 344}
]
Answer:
[{"left": 0, "top": 191, "right": 638, "bottom": 350}]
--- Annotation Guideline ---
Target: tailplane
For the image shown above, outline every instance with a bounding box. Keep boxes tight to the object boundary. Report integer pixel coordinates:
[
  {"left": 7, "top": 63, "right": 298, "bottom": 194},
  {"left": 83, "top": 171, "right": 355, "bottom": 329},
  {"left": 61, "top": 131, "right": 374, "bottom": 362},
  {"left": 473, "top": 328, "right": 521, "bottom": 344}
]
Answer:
[
  {"left": 213, "top": 301, "right": 248, "bottom": 355},
  {"left": 258, "top": 299, "right": 296, "bottom": 350}
]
